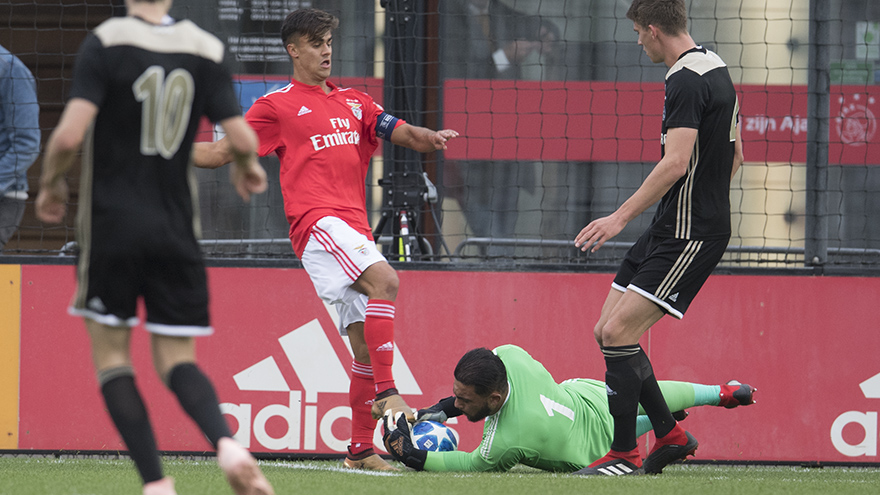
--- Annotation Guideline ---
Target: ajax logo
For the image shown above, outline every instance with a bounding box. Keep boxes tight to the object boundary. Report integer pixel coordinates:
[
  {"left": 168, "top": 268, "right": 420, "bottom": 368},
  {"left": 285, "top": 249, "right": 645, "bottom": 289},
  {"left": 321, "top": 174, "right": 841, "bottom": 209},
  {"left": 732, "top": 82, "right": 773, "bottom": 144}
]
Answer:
[
  {"left": 831, "top": 373, "right": 880, "bottom": 456},
  {"left": 836, "top": 93, "right": 876, "bottom": 146},
  {"left": 220, "top": 308, "right": 421, "bottom": 453}
]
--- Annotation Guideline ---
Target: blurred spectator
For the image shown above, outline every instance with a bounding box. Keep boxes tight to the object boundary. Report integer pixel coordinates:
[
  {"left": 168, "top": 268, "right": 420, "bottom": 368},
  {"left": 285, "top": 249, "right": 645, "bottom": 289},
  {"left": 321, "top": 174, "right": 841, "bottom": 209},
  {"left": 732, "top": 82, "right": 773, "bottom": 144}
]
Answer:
[
  {"left": 0, "top": 44, "right": 40, "bottom": 251},
  {"left": 441, "top": 0, "right": 558, "bottom": 257},
  {"left": 443, "top": 0, "right": 558, "bottom": 80}
]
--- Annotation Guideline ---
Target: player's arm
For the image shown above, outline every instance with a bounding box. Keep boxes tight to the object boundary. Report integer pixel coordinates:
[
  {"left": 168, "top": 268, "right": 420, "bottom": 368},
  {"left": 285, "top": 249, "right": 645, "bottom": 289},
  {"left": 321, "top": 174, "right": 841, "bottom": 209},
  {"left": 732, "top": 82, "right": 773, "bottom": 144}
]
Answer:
[
  {"left": 423, "top": 448, "right": 519, "bottom": 472},
  {"left": 217, "top": 116, "right": 266, "bottom": 203},
  {"left": 191, "top": 137, "right": 234, "bottom": 170},
  {"left": 384, "top": 410, "right": 520, "bottom": 472},
  {"left": 389, "top": 122, "right": 459, "bottom": 153},
  {"left": 193, "top": 96, "right": 276, "bottom": 171},
  {"left": 574, "top": 126, "right": 696, "bottom": 252},
  {"left": 36, "top": 98, "right": 98, "bottom": 224},
  {"left": 731, "top": 115, "right": 743, "bottom": 181}
]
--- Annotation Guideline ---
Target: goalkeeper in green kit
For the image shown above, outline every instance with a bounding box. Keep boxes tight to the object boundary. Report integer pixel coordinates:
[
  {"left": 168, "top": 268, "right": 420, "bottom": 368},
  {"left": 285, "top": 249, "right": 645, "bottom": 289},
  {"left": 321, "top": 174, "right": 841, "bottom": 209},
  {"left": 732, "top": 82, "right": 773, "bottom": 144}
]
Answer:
[{"left": 383, "top": 345, "right": 755, "bottom": 473}]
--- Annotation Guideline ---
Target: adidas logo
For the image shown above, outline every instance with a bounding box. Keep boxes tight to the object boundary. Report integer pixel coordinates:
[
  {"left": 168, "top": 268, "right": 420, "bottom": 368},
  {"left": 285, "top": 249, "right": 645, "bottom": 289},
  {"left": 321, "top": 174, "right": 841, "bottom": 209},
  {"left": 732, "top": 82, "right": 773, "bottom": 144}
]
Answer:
[
  {"left": 87, "top": 297, "right": 107, "bottom": 313},
  {"left": 297, "top": 106, "right": 312, "bottom": 116},
  {"left": 606, "top": 384, "right": 617, "bottom": 396},
  {"left": 596, "top": 462, "right": 638, "bottom": 476},
  {"left": 376, "top": 341, "right": 394, "bottom": 352},
  {"left": 219, "top": 307, "right": 421, "bottom": 452},
  {"left": 668, "top": 292, "right": 679, "bottom": 302}
]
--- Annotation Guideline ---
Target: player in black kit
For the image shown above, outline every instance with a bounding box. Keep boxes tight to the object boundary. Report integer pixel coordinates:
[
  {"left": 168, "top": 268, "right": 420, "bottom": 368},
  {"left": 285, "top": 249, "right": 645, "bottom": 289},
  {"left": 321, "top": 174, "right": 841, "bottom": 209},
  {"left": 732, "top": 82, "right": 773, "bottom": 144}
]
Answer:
[
  {"left": 572, "top": 0, "right": 745, "bottom": 477},
  {"left": 36, "top": 1, "right": 274, "bottom": 494}
]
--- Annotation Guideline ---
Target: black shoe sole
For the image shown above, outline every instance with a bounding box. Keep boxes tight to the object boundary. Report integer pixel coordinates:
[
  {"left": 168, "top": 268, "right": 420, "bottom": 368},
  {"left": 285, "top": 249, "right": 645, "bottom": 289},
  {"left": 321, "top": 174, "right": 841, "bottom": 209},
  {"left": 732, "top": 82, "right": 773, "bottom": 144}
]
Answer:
[{"left": 643, "top": 431, "right": 698, "bottom": 475}]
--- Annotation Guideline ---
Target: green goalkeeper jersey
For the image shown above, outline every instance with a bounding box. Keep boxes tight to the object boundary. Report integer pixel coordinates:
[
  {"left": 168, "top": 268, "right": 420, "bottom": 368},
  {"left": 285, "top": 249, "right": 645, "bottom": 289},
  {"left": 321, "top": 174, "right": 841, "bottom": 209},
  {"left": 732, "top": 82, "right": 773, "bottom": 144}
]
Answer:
[{"left": 422, "top": 345, "right": 614, "bottom": 472}]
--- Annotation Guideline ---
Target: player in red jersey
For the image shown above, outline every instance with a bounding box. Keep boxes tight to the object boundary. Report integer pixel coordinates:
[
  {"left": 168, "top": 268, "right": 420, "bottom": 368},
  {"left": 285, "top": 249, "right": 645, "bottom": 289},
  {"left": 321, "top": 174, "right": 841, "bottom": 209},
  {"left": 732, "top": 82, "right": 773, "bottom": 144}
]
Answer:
[{"left": 194, "top": 8, "right": 458, "bottom": 471}]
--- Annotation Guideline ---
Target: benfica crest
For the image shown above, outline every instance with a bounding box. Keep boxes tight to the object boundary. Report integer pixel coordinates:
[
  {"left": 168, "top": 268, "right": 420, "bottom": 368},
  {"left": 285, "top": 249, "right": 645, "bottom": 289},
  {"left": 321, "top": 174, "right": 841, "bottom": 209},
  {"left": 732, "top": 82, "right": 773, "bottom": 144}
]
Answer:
[{"left": 347, "top": 100, "right": 363, "bottom": 120}]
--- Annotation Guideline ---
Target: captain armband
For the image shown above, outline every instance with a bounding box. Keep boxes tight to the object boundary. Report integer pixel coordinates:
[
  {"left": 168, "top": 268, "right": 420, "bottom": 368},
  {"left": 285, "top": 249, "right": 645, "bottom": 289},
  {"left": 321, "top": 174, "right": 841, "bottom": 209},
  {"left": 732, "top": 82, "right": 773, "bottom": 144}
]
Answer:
[{"left": 376, "top": 112, "right": 403, "bottom": 141}]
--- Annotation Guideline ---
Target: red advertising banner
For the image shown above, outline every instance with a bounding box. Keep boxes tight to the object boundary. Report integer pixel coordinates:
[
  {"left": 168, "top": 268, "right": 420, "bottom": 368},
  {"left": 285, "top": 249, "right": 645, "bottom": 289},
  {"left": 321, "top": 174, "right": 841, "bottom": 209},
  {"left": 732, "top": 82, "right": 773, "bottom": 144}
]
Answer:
[
  {"left": 14, "top": 264, "right": 880, "bottom": 464},
  {"left": 200, "top": 76, "right": 880, "bottom": 165},
  {"left": 443, "top": 80, "right": 880, "bottom": 165}
]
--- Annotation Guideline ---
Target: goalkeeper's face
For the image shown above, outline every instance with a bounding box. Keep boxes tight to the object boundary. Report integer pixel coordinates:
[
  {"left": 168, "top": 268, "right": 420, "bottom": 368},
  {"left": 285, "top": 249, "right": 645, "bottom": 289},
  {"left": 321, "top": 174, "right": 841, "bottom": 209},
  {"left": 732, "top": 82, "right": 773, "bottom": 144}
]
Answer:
[{"left": 453, "top": 380, "right": 501, "bottom": 422}]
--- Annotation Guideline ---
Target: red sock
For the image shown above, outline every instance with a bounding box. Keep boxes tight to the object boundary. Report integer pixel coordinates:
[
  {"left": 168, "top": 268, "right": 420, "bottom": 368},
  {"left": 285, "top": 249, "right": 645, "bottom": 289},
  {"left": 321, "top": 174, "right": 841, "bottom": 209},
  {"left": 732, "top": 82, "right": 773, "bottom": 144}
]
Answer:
[
  {"left": 349, "top": 361, "right": 375, "bottom": 451},
  {"left": 652, "top": 423, "right": 688, "bottom": 451},
  {"left": 589, "top": 448, "right": 641, "bottom": 468},
  {"left": 364, "top": 299, "right": 396, "bottom": 394}
]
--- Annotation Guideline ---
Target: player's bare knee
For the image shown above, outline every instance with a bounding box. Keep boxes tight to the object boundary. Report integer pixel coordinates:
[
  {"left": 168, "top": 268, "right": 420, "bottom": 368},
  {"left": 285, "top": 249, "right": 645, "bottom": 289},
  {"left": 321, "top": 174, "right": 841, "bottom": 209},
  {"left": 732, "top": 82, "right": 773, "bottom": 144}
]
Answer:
[
  {"left": 596, "top": 320, "right": 630, "bottom": 347},
  {"left": 382, "top": 275, "right": 399, "bottom": 300},
  {"left": 371, "top": 270, "right": 399, "bottom": 300},
  {"left": 593, "top": 323, "right": 605, "bottom": 346}
]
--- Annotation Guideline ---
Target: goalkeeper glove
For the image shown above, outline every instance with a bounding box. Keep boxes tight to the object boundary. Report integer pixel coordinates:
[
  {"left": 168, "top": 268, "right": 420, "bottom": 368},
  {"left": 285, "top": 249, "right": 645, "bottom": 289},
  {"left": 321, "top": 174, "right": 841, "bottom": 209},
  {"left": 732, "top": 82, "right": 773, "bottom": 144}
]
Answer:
[
  {"left": 382, "top": 411, "right": 427, "bottom": 471},
  {"left": 415, "top": 396, "right": 462, "bottom": 423}
]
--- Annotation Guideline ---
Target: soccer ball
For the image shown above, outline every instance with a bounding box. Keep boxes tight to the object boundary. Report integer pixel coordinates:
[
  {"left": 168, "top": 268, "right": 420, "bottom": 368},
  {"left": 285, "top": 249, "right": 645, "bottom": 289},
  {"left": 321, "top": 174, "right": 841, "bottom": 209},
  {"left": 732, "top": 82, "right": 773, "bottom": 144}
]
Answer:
[{"left": 411, "top": 420, "right": 460, "bottom": 452}]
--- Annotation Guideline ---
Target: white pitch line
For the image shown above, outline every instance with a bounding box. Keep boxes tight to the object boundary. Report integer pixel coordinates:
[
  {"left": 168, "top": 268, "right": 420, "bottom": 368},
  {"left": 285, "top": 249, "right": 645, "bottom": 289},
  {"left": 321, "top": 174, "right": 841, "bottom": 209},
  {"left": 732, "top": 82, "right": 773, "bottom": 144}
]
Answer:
[{"left": 272, "top": 461, "right": 402, "bottom": 477}]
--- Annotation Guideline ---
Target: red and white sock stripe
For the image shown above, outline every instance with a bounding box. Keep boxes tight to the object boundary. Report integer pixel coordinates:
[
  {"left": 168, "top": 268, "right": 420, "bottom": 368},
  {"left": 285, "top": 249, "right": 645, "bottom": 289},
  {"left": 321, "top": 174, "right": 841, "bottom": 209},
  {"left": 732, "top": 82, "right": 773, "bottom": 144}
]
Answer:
[
  {"left": 365, "top": 301, "right": 395, "bottom": 319},
  {"left": 351, "top": 361, "right": 373, "bottom": 379}
]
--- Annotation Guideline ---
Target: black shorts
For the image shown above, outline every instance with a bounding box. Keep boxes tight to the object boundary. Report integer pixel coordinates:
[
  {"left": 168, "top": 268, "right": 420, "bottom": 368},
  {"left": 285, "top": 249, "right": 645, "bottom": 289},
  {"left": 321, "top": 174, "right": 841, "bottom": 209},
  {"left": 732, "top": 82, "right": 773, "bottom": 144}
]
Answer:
[
  {"left": 612, "top": 232, "right": 728, "bottom": 319},
  {"left": 69, "top": 250, "right": 212, "bottom": 336}
]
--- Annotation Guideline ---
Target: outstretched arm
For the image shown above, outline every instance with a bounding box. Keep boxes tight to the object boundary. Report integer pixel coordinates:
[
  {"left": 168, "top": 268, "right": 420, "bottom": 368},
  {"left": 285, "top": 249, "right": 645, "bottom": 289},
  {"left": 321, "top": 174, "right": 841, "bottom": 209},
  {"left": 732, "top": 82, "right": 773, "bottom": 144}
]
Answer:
[
  {"left": 191, "top": 118, "right": 267, "bottom": 202},
  {"left": 217, "top": 116, "right": 266, "bottom": 203},
  {"left": 384, "top": 410, "right": 514, "bottom": 472},
  {"left": 390, "top": 123, "right": 459, "bottom": 153}
]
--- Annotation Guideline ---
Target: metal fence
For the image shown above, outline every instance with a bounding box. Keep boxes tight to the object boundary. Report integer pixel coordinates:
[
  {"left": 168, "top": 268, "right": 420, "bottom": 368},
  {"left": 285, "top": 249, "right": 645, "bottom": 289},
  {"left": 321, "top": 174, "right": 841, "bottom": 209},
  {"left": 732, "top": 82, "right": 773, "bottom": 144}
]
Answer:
[{"left": 2, "top": 0, "right": 879, "bottom": 274}]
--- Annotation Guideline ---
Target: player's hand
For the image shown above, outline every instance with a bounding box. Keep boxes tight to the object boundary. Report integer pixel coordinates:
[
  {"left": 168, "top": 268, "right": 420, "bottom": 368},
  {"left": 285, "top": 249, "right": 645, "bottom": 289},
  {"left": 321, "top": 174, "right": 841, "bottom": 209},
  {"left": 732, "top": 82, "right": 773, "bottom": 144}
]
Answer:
[
  {"left": 415, "top": 405, "right": 448, "bottom": 424},
  {"left": 415, "top": 396, "right": 460, "bottom": 423},
  {"left": 574, "top": 213, "right": 626, "bottom": 253},
  {"left": 383, "top": 411, "right": 427, "bottom": 470},
  {"left": 430, "top": 129, "right": 459, "bottom": 151},
  {"left": 35, "top": 180, "right": 69, "bottom": 224},
  {"left": 231, "top": 157, "right": 267, "bottom": 203}
]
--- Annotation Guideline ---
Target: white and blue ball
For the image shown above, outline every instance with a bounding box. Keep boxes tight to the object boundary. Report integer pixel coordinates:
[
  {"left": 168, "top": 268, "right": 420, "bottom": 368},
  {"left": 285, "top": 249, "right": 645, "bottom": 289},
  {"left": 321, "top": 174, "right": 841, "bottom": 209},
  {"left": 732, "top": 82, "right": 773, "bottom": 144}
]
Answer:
[{"left": 411, "top": 420, "right": 460, "bottom": 452}]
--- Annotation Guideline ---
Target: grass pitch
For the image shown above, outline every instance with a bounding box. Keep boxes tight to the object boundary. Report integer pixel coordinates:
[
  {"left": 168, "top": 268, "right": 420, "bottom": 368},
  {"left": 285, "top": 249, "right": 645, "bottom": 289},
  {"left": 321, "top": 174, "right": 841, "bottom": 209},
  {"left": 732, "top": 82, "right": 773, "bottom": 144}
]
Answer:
[{"left": 1, "top": 457, "right": 878, "bottom": 495}]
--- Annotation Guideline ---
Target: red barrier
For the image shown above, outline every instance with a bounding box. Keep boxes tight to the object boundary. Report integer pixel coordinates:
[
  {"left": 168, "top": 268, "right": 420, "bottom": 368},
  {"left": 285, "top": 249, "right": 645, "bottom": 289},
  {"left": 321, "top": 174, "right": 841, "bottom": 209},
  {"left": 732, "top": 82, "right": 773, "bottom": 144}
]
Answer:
[
  {"left": 200, "top": 77, "right": 880, "bottom": 165},
  {"left": 443, "top": 80, "right": 880, "bottom": 165},
  {"left": 14, "top": 264, "right": 880, "bottom": 463}
]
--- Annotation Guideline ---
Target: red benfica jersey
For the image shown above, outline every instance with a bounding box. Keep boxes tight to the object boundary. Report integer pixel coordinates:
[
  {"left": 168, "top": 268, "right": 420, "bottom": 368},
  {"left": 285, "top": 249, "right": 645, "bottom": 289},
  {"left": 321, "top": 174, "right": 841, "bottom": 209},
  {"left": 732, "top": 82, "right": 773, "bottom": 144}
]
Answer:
[{"left": 246, "top": 79, "right": 399, "bottom": 257}]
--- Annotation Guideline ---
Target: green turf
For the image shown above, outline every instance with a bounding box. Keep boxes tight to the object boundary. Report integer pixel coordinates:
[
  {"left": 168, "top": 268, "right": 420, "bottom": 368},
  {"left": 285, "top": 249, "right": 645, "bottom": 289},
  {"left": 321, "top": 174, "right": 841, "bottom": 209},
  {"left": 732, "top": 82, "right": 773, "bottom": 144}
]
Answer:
[{"left": 1, "top": 457, "right": 878, "bottom": 495}]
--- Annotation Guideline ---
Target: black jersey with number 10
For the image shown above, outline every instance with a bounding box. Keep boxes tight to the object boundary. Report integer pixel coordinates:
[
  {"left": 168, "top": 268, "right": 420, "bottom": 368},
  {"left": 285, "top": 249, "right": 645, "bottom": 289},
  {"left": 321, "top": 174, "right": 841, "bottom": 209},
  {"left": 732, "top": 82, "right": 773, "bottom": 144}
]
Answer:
[{"left": 69, "top": 16, "right": 240, "bottom": 259}]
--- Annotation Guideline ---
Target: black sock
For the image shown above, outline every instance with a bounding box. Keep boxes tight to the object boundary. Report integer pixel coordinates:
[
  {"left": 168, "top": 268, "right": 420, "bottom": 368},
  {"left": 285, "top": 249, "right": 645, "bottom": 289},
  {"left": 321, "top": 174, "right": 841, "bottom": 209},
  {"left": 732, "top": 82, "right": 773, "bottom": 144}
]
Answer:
[
  {"left": 99, "top": 367, "right": 163, "bottom": 484},
  {"left": 636, "top": 348, "right": 677, "bottom": 439},
  {"left": 602, "top": 344, "right": 644, "bottom": 452},
  {"left": 167, "top": 363, "right": 232, "bottom": 448}
]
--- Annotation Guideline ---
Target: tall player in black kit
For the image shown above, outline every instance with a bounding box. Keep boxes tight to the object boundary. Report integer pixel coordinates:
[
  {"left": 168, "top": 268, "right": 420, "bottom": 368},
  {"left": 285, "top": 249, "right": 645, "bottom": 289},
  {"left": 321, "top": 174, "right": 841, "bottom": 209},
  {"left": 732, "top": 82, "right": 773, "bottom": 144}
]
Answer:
[
  {"left": 572, "top": 0, "right": 747, "bottom": 477},
  {"left": 36, "top": 1, "right": 274, "bottom": 494}
]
